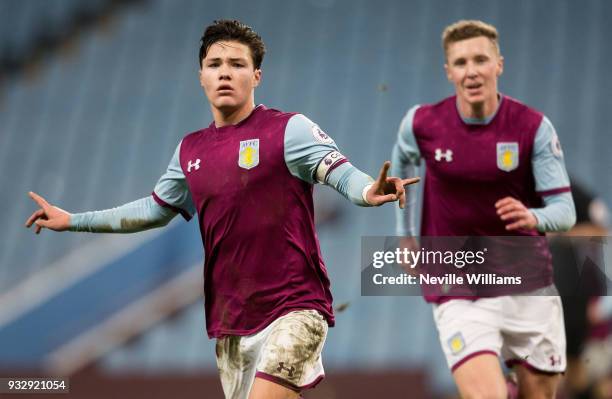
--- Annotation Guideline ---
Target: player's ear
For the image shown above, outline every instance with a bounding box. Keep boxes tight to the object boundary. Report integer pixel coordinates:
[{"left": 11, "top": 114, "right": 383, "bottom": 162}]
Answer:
[
  {"left": 496, "top": 55, "right": 504, "bottom": 77},
  {"left": 444, "top": 63, "right": 452, "bottom": 82},
  {"left": 252, "top": 68, "right": 262, "bottom": 88}
]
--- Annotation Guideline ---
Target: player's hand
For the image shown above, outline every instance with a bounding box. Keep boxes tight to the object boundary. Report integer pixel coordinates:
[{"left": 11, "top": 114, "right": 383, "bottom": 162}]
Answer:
[
  {"left": 495, "top": 196, "right": 538, "bottom": 231},
  {"left": 366, "top": 161, "right": 420, "bottom": 208},
  {"left": 25, "top": 191, "right": 71, "bottom": 234}
]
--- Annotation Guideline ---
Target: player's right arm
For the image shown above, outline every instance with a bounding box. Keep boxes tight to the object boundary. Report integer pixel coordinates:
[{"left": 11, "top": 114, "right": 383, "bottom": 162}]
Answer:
[
  {"left": 283, "top": 114, "right": 418, "bottom": 208},
  {"left": 25, "top": 141, "right": 195, "bottom": 234},
  {"left": 390, "top": 106, "right": 422, "bottom": 237}
]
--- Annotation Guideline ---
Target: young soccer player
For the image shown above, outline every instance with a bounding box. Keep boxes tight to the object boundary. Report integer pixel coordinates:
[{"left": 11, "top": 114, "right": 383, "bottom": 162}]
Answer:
[
  {"left": 392, "top": 20, "right": 575, "bottom": 399},
  {"left": 25, "top": 20, "right": 418, "bottom": 399}
]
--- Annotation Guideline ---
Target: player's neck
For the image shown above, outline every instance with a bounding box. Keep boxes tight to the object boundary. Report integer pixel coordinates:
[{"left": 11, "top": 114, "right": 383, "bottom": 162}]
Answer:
[
  {"left": 212, "top": 101, "right": 256, "bottom": 128},
  {"left": 459, "top": 94, "right": 499, "bottom": 120}
]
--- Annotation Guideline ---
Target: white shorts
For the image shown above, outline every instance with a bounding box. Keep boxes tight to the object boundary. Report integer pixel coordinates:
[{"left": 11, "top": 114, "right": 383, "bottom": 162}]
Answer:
[
  {"left": 433, "top": 294, "right": 566, "bottom": 374},
  {"left": 215, "top": 309, "right": 328, "bottom": 399}
]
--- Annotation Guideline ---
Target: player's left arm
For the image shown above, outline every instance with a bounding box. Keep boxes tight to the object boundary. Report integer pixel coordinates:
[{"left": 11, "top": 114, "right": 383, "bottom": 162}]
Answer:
[
  {"left": 496, "top": 116, "right": 576, "bottom": 232},
  {"left": 284, "top": 114, "right": 418, "bottom": 207}
]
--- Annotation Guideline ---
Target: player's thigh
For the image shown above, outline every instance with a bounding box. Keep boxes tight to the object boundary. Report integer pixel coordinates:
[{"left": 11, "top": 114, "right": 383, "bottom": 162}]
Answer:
[
  {"left": 514, "top": 365, "right": 560, "bottom": 399},
  {"left": 254, "top": 310, "right": 328, "bottom": 393},
  {"left": 249, "top": 377, "right": 301, "bottom": 399},
  {"left": 452, "top": 353, "right": 507, "bottom": 399}
]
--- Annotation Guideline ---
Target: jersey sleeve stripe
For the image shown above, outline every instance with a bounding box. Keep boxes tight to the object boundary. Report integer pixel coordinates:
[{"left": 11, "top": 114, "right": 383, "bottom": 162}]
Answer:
[
  {"left": 151, "top": 192, "right": 192, "bottom": 221},
  {"left": 536, "top": 187, "right": 571, "bottom": 197},
  {"left": 325, "top": 158, "right": 349, "bottom": 181}
]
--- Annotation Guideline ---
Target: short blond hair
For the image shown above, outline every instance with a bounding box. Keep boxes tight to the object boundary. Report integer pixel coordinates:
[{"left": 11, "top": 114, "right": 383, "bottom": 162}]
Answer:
[{"left": 442, "top": 20, "right": 500, "bottom": 56}]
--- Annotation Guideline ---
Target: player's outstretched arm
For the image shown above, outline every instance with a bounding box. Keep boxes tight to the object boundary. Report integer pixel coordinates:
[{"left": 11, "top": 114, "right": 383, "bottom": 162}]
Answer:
[
  {"left": 364, "top": 161, "right": 420, "bottom": 208},
  {"left": 25, "top": 191, "right": 178, "bottom": 234}
]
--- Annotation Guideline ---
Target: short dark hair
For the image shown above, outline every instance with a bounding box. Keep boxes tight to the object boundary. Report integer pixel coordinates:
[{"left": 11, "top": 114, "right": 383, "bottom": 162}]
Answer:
[{"left": 199, "top": 20, "right": 266, "bottom": 69}]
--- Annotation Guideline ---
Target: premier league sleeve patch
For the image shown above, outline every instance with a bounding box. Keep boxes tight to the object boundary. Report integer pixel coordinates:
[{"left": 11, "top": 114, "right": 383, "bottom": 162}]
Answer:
[
  {"left": 550, "top": 133, "right": 564, "bottom": 158},
  {"left": 496, "top": 142, "right": 519, "bottom": 172},
  {"left": 239, "top": 139, "right": 259, "bottom": 170},
  {"left": 311, "top": 124, "right": 335, "bottom": 145}
]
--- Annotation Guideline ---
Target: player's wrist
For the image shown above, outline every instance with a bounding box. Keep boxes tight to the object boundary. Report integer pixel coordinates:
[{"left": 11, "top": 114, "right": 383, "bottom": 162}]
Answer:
[{"left": 362, "top": 183, "right": 374, "bottom": 205}]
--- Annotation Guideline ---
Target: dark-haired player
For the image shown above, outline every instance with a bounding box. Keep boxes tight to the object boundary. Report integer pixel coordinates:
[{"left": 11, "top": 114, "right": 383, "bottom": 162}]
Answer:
[
  {"left": 392, "top": 20, "right": 575, "bottom": 399},
  {"left": 26, "top": 20, "right": 418, "bottom": 399}
]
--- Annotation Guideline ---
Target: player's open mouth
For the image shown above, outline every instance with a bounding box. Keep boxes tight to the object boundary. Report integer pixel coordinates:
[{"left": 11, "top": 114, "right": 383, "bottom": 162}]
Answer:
[{"left": 465, "top": 83, "right": 482, "bottom": 90}]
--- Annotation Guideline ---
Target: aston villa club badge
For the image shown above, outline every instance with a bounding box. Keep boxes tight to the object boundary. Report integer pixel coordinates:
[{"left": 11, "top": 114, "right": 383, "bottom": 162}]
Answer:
[
  {"left": 238, "top": 139, "right": 259, "bottom": 170},
  {"left": 496, "top": 142, "right": 519, "bottom": 172}
]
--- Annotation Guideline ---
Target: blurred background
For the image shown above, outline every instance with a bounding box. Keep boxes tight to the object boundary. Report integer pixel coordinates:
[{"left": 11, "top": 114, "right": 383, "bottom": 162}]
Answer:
[{"left": 0, "top": 0, "right": 611, "bottom": 397}]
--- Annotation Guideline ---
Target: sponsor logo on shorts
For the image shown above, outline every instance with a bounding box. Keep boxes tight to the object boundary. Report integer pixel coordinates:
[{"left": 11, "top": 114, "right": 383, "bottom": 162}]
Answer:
[
  {"left": 277, "top": 362, "right": 295, "bottom": 377},
  {"left": 448, "top": 332, "right": 466, "bottom": 355},
  {"left": 549, "top": 354, "right": 562, "bottom": 366}
]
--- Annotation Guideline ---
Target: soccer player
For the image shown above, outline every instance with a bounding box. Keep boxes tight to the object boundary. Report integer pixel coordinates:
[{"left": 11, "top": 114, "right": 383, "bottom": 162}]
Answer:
[
  {"left": 391, "top": 20, "right": 576, "bottom": 399},
  {"left": 25, "top": 20, "right": 418, "bottom": 399}
]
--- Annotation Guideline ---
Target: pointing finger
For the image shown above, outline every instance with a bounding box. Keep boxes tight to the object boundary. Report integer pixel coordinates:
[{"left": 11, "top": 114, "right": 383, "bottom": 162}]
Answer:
[
  {"left": 377, "top": 161, "right": 391, "bottom": 184},
  {"left": 28, "top": 192, "right": 50, "bottom": 209},
  {"left": 401, "top": 177, "right": 420, "bottom": 186}
]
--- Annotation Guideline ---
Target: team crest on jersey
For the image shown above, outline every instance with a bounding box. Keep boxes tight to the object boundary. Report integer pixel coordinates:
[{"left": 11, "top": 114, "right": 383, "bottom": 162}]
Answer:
[
  {"left": 238, "top": 139, "right": 259, "bottom": 170},
  {"left": 496, "top": 142, "right": 519, "bottom": 172},
  {"left": 447, "top": 332, "right": 466, "bottom": 355},
  {"left": 312, "top": 124, "right": 334, "bottom": 145}
]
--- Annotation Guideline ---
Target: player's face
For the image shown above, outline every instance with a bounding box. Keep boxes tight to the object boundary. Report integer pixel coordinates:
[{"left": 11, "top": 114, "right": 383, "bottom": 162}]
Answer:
[
  {"left": 199, "top": 41, "right": 261, "bottom": 113},
  {"left": 445, "top": 36, "right": 503, "bottom": 110}
]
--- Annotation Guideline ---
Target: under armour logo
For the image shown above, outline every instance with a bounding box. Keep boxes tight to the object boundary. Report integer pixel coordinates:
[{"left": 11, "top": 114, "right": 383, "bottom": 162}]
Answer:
[
  {"left": 187, "top": 159, "right": 201, "bottom": 172},
  {"left": 277, "top": 362, "right": 295, "bottom": 377},
  {"left": 434, "top": 148, "right": 453, "bottom": 162},
  {"left": 549, "top": 355, "right": 561, "bottom": 366}
]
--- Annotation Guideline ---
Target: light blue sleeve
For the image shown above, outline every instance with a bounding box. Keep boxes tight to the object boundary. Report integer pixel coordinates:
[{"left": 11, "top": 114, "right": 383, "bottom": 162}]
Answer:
[
  {"left": 528, "top": 116, "right": 575, "bottom": 232},
  {"left": 391, "top": 106, "right": 421, "bottom": 236},
  {"left": 531, "top": 116, "right": 571, "bottom": 193},
  {"left": 152, "top": 141, "right": 196, "bottom": 220},
  {"left": 69, "top": 141, "right": 196, "bottom": 233},
  {"left": 69, "top": 196, "right": 176, "bottom": 233},
  {"left": 284, "top": 114, "right": 374, "bottom": 206},
  {"left": 530, "top": 192, "right": 576, "bottom": 232}
]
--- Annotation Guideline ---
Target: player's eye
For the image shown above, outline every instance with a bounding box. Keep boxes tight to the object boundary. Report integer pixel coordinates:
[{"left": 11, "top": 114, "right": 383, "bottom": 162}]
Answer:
[
  {"left": 233, "top": 63, "right": 245, "bottom": 68},
  {"left": 453, "top": 59, "right": 466, "bottom": 66}
]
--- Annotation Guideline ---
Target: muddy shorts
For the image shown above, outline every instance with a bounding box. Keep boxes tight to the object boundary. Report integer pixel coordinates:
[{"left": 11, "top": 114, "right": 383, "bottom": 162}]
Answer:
[{"left": 215, "top": 309, "right": 328, "bottom": 399}]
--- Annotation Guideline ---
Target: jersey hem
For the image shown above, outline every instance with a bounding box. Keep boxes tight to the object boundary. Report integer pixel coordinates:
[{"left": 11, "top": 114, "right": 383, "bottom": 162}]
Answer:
[{"left": 207, "top": 306, "right": 335, "bottom": 339}]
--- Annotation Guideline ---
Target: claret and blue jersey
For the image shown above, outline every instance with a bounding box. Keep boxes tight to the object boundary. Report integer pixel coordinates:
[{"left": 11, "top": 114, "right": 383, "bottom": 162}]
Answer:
[
  {"left": 152, "top": 105, "right": 372, "bottom": 338},
  {"left": 391, "top": 94, "right": 576, "bottom": 301}
]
